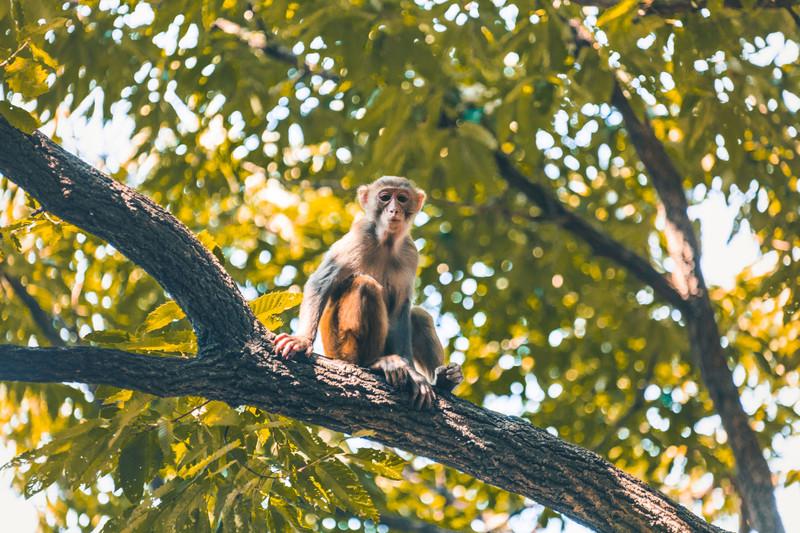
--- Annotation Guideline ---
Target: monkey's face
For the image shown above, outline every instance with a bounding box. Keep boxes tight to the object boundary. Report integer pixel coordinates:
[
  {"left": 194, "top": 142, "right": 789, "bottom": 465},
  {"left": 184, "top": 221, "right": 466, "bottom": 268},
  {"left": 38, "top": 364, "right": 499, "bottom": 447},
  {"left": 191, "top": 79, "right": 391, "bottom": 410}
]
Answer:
[
  {"left": 358, "top": 177, "right": 427, "bottom": 240},
  {"left": 376, "top": 187, "right": 414, "bottom": 236}
]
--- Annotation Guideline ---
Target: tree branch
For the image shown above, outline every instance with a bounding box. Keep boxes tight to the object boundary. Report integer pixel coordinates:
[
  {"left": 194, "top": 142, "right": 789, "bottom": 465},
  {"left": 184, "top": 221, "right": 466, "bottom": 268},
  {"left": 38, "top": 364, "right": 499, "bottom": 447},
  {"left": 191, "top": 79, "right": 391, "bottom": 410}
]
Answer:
[
  {"left": 569, "top": 0, "right": 796, "bottom": 15},
  {"left": 0, "top": 267, "right": 64, "bottom": 347},
  {"left": 0, "top": 344, "right": 724, "bottom": 533},
  {"left": 610, "top": 81, "right": 784, "bottom": 533},
  {"left": 0, "top": 117, "right": 265, "bottom": 352},
  {"left": 0, "top": 117, "right": 725, "bottom": 531},
  {"left": 494, "top": 152, "right": 688, "bottom": 312}
]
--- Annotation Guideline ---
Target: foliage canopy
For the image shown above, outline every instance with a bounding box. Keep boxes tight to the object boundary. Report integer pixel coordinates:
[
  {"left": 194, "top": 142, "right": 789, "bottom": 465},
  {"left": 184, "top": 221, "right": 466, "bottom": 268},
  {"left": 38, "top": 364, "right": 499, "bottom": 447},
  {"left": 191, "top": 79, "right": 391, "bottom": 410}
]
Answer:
[{"left": 1, "top": 0, "right": 799, "bottom": 531}]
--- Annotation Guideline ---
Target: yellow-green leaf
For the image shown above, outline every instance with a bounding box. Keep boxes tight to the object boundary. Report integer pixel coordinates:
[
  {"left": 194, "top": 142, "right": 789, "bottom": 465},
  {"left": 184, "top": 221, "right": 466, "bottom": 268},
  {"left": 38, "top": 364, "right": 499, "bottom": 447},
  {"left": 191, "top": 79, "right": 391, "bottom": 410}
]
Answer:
[
  {"left": 143, "top": 301, "right": 186, "bottom": 333},
  {"left": 196, "top": 229, "right": 224, "bottom": 262},
  {"left": 103, "top": 389, "right": 133, "bottom": 406},
  {"left": 29, "top": 42, "right": 58, "bottom": 69},
  {"left": 201, "top": 402, "right": 241, "bottom": 427},
  {"left": 596, "top": 0, "right": 638, "bottom": 27},
  {"left": 250, "top": 291, "right": 303, "bottom": 324},
  {"left": 83, "top": 329, "right": 131, "bottom": 345},
  {"left": 350, "top": 448, "right": 405, "bottom": 480},
  {"left": 0, "top": 101, "right": 38, "bottom": 133},
  {"left": 5, "top": 56, "right": 50, "bottom": 98},
  {"left": 179, "top": 439, "right": 240, "bottom": 478}
]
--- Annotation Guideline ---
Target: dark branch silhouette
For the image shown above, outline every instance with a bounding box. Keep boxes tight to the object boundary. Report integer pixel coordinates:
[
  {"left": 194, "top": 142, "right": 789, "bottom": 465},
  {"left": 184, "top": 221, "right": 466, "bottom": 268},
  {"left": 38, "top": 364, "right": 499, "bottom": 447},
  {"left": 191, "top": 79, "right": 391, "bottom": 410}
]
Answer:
[{"left": 610, "top": 81, "right": 783, "bottom": 533}]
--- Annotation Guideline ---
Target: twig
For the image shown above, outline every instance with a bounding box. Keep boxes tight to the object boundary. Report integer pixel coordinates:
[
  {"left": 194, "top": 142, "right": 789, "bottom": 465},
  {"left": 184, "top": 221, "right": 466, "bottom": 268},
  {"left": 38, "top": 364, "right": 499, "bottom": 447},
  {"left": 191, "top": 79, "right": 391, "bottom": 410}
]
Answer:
[
  {"left": 0, "top": 40, "right": 29, "bottom": 69},
  {"left": 171, "top": 399, "right": 212, "bottom": 423}
]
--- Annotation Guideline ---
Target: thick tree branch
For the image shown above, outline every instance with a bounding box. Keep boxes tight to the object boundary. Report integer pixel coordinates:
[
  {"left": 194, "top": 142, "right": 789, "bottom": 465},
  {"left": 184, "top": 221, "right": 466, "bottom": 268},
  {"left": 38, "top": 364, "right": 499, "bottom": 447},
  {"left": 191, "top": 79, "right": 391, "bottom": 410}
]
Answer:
[
  {"left": 495, "top": 152, "right": 688, "bottom": 312},
  {"left": 0, "top": 344, "right": 724, "bottom": 533},
  {"left": 610, "top": 82, "right": 784, "bottom": 533},
  {"left": 0, "top": 118, "right": 724, "bottom": 531},
  {"left": 569, "top": 0, "right": 795, "bottom": 15},
  {"left": 0, "top": 267, "right": 64, "bottom": 347},
  {"left": 0, "top": 117, "right": 265, "bottom": 352}
]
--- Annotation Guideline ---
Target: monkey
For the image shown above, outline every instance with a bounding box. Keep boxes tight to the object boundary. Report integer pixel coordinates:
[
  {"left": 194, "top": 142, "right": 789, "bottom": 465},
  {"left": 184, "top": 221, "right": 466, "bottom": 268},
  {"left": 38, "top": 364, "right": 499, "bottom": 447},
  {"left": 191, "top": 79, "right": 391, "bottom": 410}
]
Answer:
[{"left": 274, "top": 176, "right": 463, "bottom": 409}]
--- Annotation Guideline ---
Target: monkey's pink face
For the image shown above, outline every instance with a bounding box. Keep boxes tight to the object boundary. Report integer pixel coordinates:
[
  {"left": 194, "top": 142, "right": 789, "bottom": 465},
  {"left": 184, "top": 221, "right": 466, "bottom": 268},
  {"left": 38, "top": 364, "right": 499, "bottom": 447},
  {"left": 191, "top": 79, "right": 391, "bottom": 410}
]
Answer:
[{"left": 377, "top": 187, "right": 414, "bottom": 234}]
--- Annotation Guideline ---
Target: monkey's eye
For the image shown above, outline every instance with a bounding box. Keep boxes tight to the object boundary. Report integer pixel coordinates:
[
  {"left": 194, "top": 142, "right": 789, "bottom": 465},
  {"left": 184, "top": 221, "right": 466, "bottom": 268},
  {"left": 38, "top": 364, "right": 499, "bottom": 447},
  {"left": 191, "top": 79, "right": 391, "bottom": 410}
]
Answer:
[
  {"left": 379, "top": 192, "right": 392, "bottom": 202},
  {"left": 397, "top": 194, "right": 409, "bottom": 204}
]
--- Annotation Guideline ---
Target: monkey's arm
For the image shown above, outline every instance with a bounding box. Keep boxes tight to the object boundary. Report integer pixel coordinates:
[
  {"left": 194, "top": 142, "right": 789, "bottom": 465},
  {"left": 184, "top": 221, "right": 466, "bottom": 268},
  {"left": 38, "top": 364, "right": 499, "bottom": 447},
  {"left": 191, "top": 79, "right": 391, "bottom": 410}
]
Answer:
[
  {"left": 275, "top": 253, "right": 343, "bottom": 358},
  {"left": 385, "top": 299, "right": 413, "bottom": 363},
  {"left": 297, "top": 254, "right": 343, "bottom": 339},
  {"left": 375, "top": 299, "right": 434, "bottom": 409}
]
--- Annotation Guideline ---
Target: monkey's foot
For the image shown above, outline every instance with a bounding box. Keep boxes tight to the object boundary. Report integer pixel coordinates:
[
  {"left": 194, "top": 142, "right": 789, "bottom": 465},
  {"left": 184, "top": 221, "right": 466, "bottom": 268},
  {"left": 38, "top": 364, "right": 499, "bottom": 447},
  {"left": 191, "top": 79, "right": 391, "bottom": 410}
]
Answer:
[
  {"left": 370, "top": 356, "right": 435, "bottom": 410},
  {"left": 433, "top": 363, "right": 463, "bottom": 392},
  {"left": 408, "top": 371, "right": 435, "bottom": 411},
  {"left": 370, "top": 354, "right": 411, "bottom": 388}
]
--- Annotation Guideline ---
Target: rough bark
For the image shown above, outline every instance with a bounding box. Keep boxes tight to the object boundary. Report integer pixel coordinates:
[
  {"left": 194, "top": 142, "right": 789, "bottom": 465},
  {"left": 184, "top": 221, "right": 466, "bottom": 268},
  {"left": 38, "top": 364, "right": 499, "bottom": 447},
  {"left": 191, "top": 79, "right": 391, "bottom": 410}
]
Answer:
[
  {"left": 610, "top": 83, "right": 783, "bottom": 533},
  {"left": 0, "top": 117, "right": 728, "bottom": 531},
  {"left": 0, "top": 345, "right": 724, "bottom": 533},
  {"left": 0, "top": 117, "right": 265, "bottom": 352}
]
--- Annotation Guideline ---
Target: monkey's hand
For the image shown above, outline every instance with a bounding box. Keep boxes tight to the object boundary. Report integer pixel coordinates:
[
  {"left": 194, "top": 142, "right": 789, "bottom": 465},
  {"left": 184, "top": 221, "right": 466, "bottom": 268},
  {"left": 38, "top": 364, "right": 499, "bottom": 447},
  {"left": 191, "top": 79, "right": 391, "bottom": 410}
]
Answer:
[
  {"left": 273, "top": 333, "right": 313, "bottom": 359},
  {"left": 369, "top": 354, "right": 411, "bottom": 388},
  {"left": 433, "top": 363, "right": 463, "bottom": 393}
]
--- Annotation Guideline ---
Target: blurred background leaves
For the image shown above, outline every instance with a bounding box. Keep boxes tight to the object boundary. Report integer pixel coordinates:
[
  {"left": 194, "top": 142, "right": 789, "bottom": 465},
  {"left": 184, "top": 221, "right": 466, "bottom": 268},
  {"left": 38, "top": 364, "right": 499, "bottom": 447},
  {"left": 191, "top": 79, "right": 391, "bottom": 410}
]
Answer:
[{"left": 1, "top": 0, "right": 799, "bottom": 531}]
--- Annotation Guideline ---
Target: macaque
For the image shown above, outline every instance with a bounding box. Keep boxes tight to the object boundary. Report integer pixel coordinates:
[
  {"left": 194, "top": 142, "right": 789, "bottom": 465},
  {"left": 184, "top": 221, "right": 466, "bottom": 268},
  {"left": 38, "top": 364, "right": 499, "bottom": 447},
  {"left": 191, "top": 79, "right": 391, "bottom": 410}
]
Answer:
[{"left": 274, "top": 176, "right": 463, "bottom": 409}]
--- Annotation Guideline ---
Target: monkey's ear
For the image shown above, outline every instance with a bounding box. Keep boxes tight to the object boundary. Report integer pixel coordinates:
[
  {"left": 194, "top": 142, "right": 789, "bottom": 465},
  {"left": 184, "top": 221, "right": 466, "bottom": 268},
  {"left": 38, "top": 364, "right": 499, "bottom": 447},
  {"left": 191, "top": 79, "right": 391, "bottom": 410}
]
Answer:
[
  {"left": 415, "top": 188, "right": 426, "bottom": 211},
  {"left": 357, "top": 185, "right": 370, "bottom": 209}
]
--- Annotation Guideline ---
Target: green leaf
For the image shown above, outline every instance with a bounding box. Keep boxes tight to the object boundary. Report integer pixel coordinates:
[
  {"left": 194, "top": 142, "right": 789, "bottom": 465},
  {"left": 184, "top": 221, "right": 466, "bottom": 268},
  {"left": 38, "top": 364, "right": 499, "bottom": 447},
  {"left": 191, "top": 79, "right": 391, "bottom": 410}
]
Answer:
[
  {"left": 103, "top": 389, "right": 133, "bottom": 406},
  {"left": 349, "top": 448, "right": 406, "bottom": 480},
  {"left": 270, "top": 497, "right": 309, "bottom": 531},
  {"left": 83, "top": 329, "right": 132, "bottom": 345},
  {"left": 143, "top": 301, "right": 186, "bottom": 333},
  {"left": 23, "top": 452, "right": 66, "bottom": 497},
  {"left": 179, "top": 438, "right": 240, "bottom": 479},
  {"left": 0, "top": 101, "right": 38, "bottom": 133},
  {"left": 316, "top": 460, "right": 379, "bottom": 522},
  {"left": 29, "top": 42, "right": 58, "bottom": 69},
  {"left": 201, "top": 401, "right": 241, "bottom": 426},
  {"left": 118, "top": 432, "right": 149, "bottom": 503}
]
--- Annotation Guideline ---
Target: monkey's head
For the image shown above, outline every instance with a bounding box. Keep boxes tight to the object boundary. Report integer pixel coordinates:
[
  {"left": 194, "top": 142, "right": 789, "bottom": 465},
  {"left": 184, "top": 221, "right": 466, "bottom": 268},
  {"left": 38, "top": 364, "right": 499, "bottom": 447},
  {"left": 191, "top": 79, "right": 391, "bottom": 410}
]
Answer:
[{"left": 358, "top": 176, "right": 426, "bottom": 240}]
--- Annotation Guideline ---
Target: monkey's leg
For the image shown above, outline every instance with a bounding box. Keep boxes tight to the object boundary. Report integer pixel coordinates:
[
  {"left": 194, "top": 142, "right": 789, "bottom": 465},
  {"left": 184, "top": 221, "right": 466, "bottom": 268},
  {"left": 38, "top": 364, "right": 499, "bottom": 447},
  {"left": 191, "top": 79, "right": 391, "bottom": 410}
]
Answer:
[
  {"left": 410, "top": 306, "right": 463, "bottom": 392},
  {"left": 320, "top": 275, "right": 388, "bottom": 365}
]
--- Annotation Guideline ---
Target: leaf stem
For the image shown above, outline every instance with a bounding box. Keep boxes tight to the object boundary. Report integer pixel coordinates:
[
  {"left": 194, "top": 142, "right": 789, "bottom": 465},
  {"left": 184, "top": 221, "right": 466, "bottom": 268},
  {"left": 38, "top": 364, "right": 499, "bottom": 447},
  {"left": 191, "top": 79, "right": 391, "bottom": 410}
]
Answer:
[{"left": 0, "top": 40, "right": 30, "bottom": 69}]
